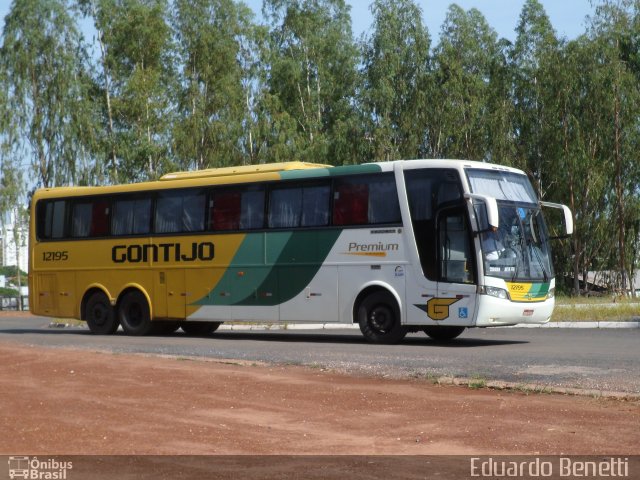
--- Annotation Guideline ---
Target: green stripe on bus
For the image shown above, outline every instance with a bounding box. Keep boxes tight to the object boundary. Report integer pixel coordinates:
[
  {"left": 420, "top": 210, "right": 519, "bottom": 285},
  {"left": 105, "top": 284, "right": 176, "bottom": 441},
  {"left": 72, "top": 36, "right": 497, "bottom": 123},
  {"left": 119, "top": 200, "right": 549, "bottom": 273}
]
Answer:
[
  {"left": 279, "top": 163, "right": 382, "bottom": 180},
  {"left": 529, "top": 283, "right": 550, "bottom": 298},
  {"left": 193, "top": 229, "right": 341, "bottom": 307}
]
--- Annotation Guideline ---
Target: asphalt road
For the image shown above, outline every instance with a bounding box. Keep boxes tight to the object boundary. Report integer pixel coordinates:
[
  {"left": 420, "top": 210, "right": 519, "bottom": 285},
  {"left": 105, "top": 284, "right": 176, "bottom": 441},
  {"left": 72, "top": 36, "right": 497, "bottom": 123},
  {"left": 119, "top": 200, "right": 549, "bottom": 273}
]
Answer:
[{"left": 1, "top": 315, "right": 638, "bottom": 394}]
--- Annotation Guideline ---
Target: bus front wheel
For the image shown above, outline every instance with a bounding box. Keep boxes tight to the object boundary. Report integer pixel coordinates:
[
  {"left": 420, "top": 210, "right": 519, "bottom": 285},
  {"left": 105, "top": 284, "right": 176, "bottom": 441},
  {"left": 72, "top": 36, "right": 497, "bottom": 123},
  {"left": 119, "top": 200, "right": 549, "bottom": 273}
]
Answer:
[
  {"left": 423, "top": 326, "right": 466, "bottom": 341},
  {"left": 85, "top": 292, "right": 119, "bottom": 335},
  {"left": 357, "top": 291, "right": 407, "bottom": 344},
  {"left": 118, "top": 291, "right": 152, "bottom": 336}
]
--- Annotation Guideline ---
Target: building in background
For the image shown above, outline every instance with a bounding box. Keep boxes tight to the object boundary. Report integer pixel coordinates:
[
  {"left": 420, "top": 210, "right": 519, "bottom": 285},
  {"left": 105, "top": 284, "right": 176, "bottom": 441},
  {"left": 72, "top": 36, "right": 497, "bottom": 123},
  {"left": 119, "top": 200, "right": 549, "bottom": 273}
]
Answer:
[{"left": 1, "top": 210, "right": 29, "bottom": 275}]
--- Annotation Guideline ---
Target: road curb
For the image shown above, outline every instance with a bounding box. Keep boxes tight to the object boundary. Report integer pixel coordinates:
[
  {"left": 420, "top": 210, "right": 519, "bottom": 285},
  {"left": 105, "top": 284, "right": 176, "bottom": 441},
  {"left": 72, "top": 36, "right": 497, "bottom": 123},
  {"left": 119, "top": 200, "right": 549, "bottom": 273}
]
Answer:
[
  {"left": 437, "top": 376, "right": 640, "bottom": 400},
  {"left": 218, "top": 321, "right": 640, "bottom": 331}
]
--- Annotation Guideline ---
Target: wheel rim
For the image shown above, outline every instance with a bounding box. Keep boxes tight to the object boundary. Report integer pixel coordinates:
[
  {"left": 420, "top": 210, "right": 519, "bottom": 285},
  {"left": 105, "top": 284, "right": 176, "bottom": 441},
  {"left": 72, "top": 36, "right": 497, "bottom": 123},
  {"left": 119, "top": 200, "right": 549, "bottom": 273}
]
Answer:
[{"left": 368, "top": 304, "right": 394, "bottom": 333}]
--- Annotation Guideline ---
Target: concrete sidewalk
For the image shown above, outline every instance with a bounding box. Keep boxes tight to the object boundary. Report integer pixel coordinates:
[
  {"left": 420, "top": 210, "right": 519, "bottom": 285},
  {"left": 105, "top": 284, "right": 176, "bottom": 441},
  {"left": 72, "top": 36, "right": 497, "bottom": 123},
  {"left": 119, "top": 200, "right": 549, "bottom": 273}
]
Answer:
[{"left": 218, "top": 320, "right": 640, "bottom": 331}]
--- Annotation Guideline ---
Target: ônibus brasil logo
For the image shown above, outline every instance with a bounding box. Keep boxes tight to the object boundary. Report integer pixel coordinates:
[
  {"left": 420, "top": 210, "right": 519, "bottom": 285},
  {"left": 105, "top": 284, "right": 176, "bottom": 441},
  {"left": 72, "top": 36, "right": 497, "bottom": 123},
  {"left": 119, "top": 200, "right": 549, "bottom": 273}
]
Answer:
[{"left": 8, "top": 457, "right": 72, "bottom": 480}]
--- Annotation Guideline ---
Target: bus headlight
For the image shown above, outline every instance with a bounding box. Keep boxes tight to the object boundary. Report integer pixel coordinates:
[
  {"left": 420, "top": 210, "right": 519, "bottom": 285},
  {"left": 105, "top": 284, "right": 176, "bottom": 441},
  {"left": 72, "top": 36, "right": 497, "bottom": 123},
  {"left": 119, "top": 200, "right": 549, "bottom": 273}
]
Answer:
[
  {"left": 547, "top": 287, "right": 555, "bottom": 299},
  {"left": 480, "top": 286, "right": 510, "bottom": 300}
]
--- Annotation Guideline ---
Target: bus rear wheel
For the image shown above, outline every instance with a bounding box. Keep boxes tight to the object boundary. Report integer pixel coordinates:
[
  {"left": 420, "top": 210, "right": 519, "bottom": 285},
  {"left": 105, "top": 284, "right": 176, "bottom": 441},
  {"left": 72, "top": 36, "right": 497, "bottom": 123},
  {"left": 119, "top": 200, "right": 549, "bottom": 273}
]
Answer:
[
  {"left": 423, "top": 326, "right": 466, "bottom": 341},
  {"left": 85, "top": 292, "right": 118, "bottom": 335},
  {"left": 357, "top": 291, "right": 407, "bottom": 344},
  {"left": 181, "top": 321, "right": 221, "bottom": 336},
  {"left": 118, "top": 291, "right": 152, "bottom": 336}
]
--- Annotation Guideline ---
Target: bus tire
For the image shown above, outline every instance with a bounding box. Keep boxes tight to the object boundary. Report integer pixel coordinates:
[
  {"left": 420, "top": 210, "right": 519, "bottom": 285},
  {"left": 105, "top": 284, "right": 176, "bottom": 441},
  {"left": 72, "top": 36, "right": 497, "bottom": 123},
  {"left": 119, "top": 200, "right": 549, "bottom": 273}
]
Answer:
[
  {"left": 85, "top": 291, "right": 119, "bottom": 335},
  {"left": 357, "top": 291, "right": 407, "bottom": 344},
  {"left": 118, "top": 290, "right": 152, "bottom": 336},
  {"left": 423, "top": 326, "right": 466, "bottom": 341},
  {"left": 181, "top": 321, "right": 221, "bottom": 336}
]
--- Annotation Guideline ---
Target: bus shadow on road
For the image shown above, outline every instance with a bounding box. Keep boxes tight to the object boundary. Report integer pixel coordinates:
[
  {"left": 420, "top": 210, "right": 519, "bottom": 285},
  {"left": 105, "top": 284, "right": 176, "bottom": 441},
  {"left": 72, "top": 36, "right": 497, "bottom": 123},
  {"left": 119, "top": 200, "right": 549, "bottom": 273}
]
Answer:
[
  {"left": 0, "top": 327, "right": 529, "bottom": 347},
  {"left": 201, "top": 331, "right": 530, "bottom": 347}
]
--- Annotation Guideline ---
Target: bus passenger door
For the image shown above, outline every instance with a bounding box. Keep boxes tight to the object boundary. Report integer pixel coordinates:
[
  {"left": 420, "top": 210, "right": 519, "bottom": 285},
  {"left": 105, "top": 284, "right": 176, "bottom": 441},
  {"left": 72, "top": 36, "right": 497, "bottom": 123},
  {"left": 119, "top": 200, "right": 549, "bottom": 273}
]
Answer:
[{"left": 436, "top": 207, "right": 477, "bottom": 326}]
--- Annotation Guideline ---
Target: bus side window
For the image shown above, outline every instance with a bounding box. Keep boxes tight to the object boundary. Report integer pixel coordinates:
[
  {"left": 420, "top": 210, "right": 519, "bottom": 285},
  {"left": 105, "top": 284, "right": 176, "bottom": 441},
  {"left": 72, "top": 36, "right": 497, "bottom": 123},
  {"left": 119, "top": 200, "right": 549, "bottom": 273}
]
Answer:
[
  {"left": 112, "top": 197, "right": 152, "bottom": 236},
  {"left": 210, "top": 186, "right": 265, "bottom": 231},
  {"left": 91, "top": 200, "right": 110, "bottom": 237},
  {"left": 301, "top": 184, "right": 330, "bottom": 227},
  {"left": 71, "top": 203, "right": 92, "bottom": 237},
  {"left": 37, "top": 200, "right": 68, "bottom": 240},
  {"left": 268, "top": 183, "right": 330, "bottom": 229},
  {"left": 405, "top": 169, "right": 463, "bottom": 281},
  {"left": 333, "top": 183, "right": 368, "bottom": 225},
  {"left": 71, "top": 199, "right": 111, "bottom": 238},
  {"left": 333, "top": 174, "right": 400, "bottom": 226},
  {"left": 156, "top": 190, "right": 206, "bottom": 234},
  {"left": 269, "top": 187, "right": 303, "bottom": 228},
  {"left": 210, "top": 191, "right": 241, "bottom": 231}
]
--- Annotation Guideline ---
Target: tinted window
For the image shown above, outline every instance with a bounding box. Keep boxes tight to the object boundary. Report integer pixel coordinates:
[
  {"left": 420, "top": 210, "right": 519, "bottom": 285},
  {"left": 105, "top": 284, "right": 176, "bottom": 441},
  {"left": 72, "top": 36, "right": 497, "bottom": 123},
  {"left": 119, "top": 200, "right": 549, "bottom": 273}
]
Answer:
[
  {"left": 112, "top": 197, "right": 152, "bottom": 236},
  {"left": 209, "top": 185, "right": 265, "bottom": 231},
  {"left": 38, "top": 200, "right": 68, "bottom": 240},
  {"left": 268, "top": 183, "right": 330, "bottom": 229},
  {"left": 333, "top": 174, "right": 401, "bottom": 226},
  {"left": 301, "top": 185, "right": 330, "bottom": 226},
  {"left": 156, "top": 190, "right": 205, "bottom": 234},
  {"left": 405, "top": 169, "right": 462, "bottom": 221},
  {"left": 404, "top": 168, "right": 463, "bottom": 280},
  {"left": 269, "top": 187, "right": 302, "bottom": 228},
  {"left": 70, "top": 199, "right": 110, "bottom": 238}
]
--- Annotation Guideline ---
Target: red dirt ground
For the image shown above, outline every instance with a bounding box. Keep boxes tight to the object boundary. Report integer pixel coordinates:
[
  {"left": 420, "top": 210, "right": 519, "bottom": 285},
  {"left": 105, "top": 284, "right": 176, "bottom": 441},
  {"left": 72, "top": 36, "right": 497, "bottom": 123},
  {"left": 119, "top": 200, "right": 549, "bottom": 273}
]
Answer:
[{"left": 0, "top": 340, "right": 638, "bottom": 456}]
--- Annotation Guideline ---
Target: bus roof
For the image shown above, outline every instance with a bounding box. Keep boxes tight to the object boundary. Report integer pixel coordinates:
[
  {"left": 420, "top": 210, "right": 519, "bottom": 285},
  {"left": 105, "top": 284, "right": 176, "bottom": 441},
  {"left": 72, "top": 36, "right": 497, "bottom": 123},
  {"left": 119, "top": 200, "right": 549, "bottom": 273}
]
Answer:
[
  {"left": 32, "top": 159, "right": 526, "bottom": 200},
  {"left": 159, "top": 161, "right": 332, "bottom": 181}
]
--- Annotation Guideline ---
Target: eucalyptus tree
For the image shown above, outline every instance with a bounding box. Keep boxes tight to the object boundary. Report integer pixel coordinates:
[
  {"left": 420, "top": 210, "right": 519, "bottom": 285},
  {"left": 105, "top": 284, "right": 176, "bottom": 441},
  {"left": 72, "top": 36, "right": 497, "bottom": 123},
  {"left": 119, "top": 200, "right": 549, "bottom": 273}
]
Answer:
[
  {"left": 587, "top": 0, "right": 640, "bottom": 293},
  {"left": 84, "top": 0, "right": 176, "bottom": 182},
  {"left": 261, "top": 0, "right": 359, "bottom": 165},
  {"left": 428, "top": 6, "right": 500, "bottom": 160},
  {"left": 541, "top": 37, "right": 612, "bottom": 294},
  {"left": 172, "top": 0, "right": 255, "bottom": 170},
  {"left": 360, "top": 0, "right": 430, "bottom": 161},
  {"left": 1, "top": 0, "right": 92, "bottom": 188},
  {"left": 510, "top": 0, "right": 558, "bottom": 195}
]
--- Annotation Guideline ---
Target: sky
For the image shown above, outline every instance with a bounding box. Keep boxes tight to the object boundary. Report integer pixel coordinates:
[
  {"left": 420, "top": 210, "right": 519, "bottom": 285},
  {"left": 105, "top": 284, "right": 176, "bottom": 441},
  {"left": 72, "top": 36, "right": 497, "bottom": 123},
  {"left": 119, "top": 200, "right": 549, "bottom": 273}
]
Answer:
[
  {"left": 0, "top": 0, "right": 595, "bottom": 44},
  {"left": 243, "top": 0, "right": 595, "bottom": 42}
]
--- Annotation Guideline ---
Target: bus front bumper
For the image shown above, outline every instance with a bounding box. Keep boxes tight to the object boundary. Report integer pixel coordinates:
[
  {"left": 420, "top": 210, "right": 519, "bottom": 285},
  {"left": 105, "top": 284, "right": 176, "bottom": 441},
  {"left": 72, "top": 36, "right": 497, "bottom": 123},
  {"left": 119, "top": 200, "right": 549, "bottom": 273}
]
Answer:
[{"left": 474, "top": 295, "right": 555, "bottom": 327}]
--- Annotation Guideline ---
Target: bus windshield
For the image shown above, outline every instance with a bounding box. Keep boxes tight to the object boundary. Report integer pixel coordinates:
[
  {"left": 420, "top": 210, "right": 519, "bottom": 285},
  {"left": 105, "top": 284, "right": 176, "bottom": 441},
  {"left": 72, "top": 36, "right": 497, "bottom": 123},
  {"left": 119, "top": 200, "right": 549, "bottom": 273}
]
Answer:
[
  {"left": 479, "top": 205, "right": 554, "bottom": 282},
  {"left": 466, "top": 168, "right": 553, "bottom": 282}
]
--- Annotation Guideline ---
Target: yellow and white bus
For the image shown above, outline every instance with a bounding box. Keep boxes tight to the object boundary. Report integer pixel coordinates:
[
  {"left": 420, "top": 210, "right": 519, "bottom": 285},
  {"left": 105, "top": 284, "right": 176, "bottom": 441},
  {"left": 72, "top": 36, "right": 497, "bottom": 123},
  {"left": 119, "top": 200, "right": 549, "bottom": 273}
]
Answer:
[{"left": 29, "top": 160, "right": 572, "bottom": 343}]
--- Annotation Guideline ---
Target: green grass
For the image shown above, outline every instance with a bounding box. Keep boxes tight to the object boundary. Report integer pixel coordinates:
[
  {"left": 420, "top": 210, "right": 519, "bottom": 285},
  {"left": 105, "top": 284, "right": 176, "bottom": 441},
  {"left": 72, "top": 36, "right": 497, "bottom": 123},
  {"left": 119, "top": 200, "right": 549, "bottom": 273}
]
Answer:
[
  {"left": 552, "top": 302, "right": 640, "bottom": 322},
  {"left": 468, "top": 375, "right": 487, "bottom": 390},
  {"left": 555, "top": 295, "right": 639, "bottom": 305}
]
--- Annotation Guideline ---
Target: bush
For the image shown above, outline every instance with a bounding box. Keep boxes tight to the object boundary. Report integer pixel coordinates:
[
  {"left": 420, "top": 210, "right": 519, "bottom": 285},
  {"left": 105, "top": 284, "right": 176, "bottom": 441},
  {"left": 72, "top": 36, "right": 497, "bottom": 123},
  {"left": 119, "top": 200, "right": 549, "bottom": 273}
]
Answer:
[{"left": 0, "top": 287, "right": 19, "bottom": 296}]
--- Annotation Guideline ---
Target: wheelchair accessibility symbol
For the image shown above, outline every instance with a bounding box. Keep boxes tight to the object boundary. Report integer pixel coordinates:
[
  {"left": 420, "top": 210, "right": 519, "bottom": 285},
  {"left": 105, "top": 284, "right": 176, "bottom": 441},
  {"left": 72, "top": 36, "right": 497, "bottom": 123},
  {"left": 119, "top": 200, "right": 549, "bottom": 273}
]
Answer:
[{"left": 458, "top": 307, "right": 468, "bottom": 319}]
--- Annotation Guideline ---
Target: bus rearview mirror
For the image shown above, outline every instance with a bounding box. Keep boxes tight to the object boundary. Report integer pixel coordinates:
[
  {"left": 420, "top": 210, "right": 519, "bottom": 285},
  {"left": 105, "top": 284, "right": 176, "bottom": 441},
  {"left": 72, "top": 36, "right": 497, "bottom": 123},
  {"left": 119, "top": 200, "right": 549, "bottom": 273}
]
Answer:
[
  {"left": 464, "top": 194, "right": 499, "bottom": 231},
  {"left": 540, "top": 201, "right": 574, "bottom": 236}
]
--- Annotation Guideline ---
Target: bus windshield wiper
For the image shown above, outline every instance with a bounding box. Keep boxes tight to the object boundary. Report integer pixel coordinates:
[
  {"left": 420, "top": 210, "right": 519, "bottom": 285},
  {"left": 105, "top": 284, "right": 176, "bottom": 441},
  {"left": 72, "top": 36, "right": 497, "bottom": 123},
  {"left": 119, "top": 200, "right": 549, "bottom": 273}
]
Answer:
[{"left": 530, "top": 242, "right": 549, "bottom": 283}]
